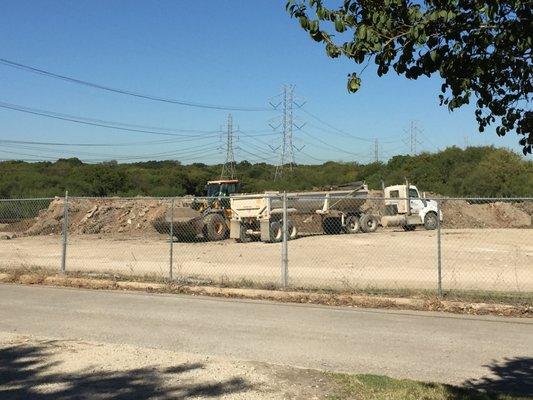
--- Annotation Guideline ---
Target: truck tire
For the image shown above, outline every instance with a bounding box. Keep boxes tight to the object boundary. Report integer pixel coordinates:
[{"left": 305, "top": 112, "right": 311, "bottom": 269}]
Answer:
[
  {"left": 424, "top": 211, "right": 438, "bottom": 230},
  {"left": 322, "top": 217, "right": 342, "bottom": 235},
  {"left": 203, "top": 213, "right": 228, "bottom": 241},
  {"left": 269, "top": 221, "right": 283, "bottom": 242},
  {"left": 286, "top": 219, "right": 298, "bottom": 240},
  {"left": 344, "top": 215, "right": 360, "bottom": 234},
  {"left": 235, "top": 223, "right": 249, "bottom": 243},
  {"left": 360, "top": 214, "right": 379, "bottom": 233}
]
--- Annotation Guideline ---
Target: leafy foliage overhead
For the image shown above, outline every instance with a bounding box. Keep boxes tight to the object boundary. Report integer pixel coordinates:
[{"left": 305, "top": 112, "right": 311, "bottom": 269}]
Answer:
[{"left": 286, "top": 0, "right": 532, "bottom": 154}]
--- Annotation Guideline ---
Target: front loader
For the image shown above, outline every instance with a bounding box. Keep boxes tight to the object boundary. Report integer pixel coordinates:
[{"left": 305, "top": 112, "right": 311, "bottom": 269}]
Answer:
[{"left": 154, "top": 179, "right": 240, "bottom": 241}]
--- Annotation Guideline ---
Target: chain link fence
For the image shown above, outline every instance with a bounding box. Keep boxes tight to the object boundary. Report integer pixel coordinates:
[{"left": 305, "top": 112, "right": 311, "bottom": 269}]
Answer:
[{"left": 1, "top": 194, "right": 531, "bottom": 299}]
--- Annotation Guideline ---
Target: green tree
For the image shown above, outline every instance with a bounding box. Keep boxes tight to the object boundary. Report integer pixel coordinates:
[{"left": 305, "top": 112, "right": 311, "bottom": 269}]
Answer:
[{"left": 286, "top": 0, "right": 532, "bottom": 153}]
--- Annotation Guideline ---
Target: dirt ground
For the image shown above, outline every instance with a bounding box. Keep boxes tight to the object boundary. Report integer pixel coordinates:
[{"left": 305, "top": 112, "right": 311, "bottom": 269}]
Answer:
[
  {"left": 0, "top": 331, "right": 338, "bottom": 399},
  {"left": 0, "top": 228, "right": 531, "bottom": 292}
]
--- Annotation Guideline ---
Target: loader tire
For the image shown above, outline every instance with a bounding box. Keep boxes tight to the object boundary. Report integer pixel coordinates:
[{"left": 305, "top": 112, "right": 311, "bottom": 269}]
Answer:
[
  {"left": 322, "top": 217, "right": 343, "bottom": 235},
  {"left": 345, "top": 215, "right": 360, "bottom": 234},
  {"left": 203, "top": 213, "right": 228, "bottom": 241},
  {"left": 360, "top": 214, "right": 379, "bottom": 233},
  {"left": 424, "top": 211, "right": 438, "bottom": 230}
]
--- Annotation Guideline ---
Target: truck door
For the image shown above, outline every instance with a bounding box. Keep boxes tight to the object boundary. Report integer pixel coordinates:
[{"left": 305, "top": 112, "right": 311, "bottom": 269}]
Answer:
[{"left": 409, "top": 188, "right": 425, "bottom": 215}]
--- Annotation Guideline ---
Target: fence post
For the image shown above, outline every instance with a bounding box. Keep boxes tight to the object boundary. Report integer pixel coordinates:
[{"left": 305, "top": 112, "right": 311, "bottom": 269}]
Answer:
[
  {"left": 169, "top": 198, "right": 174, "bottom": 281},
  {"left": 437, "top": 199, "right": 443, "bottom": 297},
  {"left": 281, "top": 192, "right": 289, "bottom": 288},
  {"left": 60, "top": 190, "right": 69, "bottom": 274}
]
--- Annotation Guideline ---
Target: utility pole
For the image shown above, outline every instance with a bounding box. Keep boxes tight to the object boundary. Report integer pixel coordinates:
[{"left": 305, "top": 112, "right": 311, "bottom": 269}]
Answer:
[
  {"left": 270, "top": 85, "right": 305, "bottom": 181},
  {"left": 220, "top": 113, "right": 236, "bottom": 179},
  {"left": 374, "top": 138, "right": 379, "bottom": 162}
]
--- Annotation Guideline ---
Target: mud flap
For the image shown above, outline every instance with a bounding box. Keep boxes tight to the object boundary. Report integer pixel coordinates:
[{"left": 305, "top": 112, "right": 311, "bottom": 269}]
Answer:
[
  {"left": 260, "top": 220, "right": 270, "bottom": 242},
  {"left": 230, "top": 220, "right": 241, "bottom": 239}
]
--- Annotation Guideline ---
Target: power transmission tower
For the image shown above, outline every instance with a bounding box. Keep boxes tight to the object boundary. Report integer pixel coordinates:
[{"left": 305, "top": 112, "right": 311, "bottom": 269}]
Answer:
[
  {"left": 374, "top": 138, "right": 379, "bottom": 162},
  {"left": 269, "top": 85, "right": 305, "bottom": 180},
  {"left": 220, "top": 114, "right": 236, "bottom": 179},
  {"left": 405, "top": 120, "right": 423, "bottom": 155}
]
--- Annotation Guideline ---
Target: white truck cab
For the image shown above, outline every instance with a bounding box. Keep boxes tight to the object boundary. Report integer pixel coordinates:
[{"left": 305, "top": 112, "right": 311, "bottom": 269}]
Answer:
[{"left": 382, "top": 185, "right": 442, "bottom": 230}]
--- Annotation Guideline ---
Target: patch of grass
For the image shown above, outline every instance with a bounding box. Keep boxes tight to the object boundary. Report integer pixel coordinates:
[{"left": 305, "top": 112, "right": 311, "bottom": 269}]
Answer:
[{"left": 328, "top": 373, "right": 531, "bottom": 400}]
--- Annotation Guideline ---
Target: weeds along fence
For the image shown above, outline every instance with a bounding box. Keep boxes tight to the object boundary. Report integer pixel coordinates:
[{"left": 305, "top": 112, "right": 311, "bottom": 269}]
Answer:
[{"left": 0, "top": 194, "right": 532, "bottom": 299}]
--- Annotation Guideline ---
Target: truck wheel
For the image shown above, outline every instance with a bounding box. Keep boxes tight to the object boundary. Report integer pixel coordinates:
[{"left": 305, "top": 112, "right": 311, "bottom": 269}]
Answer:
[
  {"left": 203, "top": 213, "right": 228, "bottom": 241},
  {"left": 286, "top": 219, "right": 298, "bottom": 240},
  {"left": 424, "top": 212, "right": 438, "bottom": 230},
  {"left": 323, "top": 217, "right": 342, "bottom": 235},
  {"left": 269, "top": 221, "right": 283, "bottom": 242},
  {"left": 360, "top": 214, "right": 379, "bottom": 233},
  {"left": 344, "top": 215, "right": 360, "bottom": 234},
  {"left": 236, "top": 223, "right": 249, "bottom": 243},
  {"left": 403, "top": 225, "right": 416, "bottom": 231}
]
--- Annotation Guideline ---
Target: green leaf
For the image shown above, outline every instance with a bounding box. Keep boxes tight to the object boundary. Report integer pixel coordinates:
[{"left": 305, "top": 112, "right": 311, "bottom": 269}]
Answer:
[
  {"left": 347, "top": 73, "right": 361, "bottom": 93},
  {"left": 357, "top": 25, "right": 366, "bottom": 40},
  {"left": 335, "top": 18, "right": 345, "bottom": 32},
  {"left": 299, "top": 16, "right": 309, "bottom": 30}
]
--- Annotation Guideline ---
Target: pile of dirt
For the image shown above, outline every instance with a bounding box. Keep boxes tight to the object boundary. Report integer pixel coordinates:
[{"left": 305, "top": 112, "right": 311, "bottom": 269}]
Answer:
[
  {"left": 5, "top": 195, "right": 532, "bottom": 236},
  {"left": 441, "top": 200, "right": 532, "bottom": 229},
  {"left": 24, "top": 197, "right": 172, "bottom": 236}
]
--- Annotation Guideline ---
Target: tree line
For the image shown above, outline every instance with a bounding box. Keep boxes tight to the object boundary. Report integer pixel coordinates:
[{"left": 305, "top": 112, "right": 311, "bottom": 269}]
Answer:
[{"left": 0, "top": 146, "right": 531, "bottom": 199}]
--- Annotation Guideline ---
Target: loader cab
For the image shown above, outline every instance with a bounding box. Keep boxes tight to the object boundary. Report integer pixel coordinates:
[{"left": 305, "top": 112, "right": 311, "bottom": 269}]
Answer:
[{"left": 205, "top": 180, "right": 240, "bottom": 198}]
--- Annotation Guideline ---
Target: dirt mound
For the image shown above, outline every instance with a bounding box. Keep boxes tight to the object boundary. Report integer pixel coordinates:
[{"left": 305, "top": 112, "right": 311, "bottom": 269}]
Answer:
[
  {"left": 442, "top": 200, "right": 531, "bottom": 229},
  {"left": 24, "top": 197, "right": 170, "bottom": 236}
]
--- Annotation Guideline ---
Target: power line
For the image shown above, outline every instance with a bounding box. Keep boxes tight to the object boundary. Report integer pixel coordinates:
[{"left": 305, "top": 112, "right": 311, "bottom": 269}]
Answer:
[
  {"left": 0, "top": 101, "right": 222, "bottom": 137},
  {"left": 0, "top": 138, "right": 207, "bottom": 147},
  {"left": 0, "top": 141, "right": 222, "bottom": 161},
  {"left": 300, "top": 108, "right": 374, "bottom": 142},
  {"left": 300, "top": 129, "right": 365, "bottom": 157},
  {"left": 0, "top": 58, "right": 271, "bottom": 112},
  {"left": 236, "top": 147, "right": 277, "bottom": 163}
]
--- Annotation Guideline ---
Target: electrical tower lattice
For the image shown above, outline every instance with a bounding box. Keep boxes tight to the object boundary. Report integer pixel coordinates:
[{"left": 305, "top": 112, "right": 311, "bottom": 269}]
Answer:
[{"left": 220, "top": 114, "right": 236, "bottom": 179}]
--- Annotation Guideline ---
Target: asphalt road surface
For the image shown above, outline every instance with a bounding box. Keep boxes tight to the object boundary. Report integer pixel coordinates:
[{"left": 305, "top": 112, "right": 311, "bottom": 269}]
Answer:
[{"left": 0, "top": 284, "right": 531, "bottom": 386}]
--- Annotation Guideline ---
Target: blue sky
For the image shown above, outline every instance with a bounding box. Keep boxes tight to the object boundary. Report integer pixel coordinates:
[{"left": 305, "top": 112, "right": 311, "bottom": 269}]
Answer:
[{"left": 0, "top": 0, "right": 524, "bottom": 164}]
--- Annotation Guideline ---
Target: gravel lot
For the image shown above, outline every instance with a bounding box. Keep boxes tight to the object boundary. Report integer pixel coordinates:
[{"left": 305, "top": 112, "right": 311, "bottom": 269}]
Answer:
[
  {"left": 1, "top": 228, "right": 531, "bottom": 291},
  {"left": 0, "top": 331, "right": 336, "bottom": 399}
]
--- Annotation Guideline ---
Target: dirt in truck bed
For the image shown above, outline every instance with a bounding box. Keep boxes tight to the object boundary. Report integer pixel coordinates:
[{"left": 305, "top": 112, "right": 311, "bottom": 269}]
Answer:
[{"left": 0, "top": 195, "right": 531, "bottom": 237}]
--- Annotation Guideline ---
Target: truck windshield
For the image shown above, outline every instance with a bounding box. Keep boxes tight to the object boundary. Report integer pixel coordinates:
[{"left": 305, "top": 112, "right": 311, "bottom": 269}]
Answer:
[
  {"left": 206, "top": 183, "right": 237, "bottom": 197},
  {"left": 206, "top": 184, "right": 221, "bottom": 197},
  {"left": 409, "top": 188, "right": 420, "bottom": 198}
]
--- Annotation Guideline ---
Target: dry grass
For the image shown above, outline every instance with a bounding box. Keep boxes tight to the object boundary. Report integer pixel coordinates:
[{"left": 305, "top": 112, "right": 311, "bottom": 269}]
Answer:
[{"left": 0, "top": 266, "right": 531, "bottom": 318}]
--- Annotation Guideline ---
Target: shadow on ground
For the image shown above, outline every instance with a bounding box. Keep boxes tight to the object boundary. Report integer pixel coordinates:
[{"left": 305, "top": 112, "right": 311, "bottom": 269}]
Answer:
[
  {"left": 462, "top": 357, "right": 533, "bottom": 397},
  {"left": 0, "top": 342, "right": 251, "bottom": 399}
]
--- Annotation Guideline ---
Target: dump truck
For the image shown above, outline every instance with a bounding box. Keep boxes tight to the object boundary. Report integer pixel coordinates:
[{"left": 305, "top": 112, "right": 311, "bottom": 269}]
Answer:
[
  {"left": 229, "top": 182, "right": 379, "bottom": 242},
  {"left": 229, "top": 181, "right": 442, "bottom": 242},
  {"left": 155, "top": 179, "right": 240, "bottom": 241}
]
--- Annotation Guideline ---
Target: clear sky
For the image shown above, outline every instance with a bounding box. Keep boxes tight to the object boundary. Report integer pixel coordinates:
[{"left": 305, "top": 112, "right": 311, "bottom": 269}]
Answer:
[{"left": 0, "top": 0, "right": 525, "bottom": 165}]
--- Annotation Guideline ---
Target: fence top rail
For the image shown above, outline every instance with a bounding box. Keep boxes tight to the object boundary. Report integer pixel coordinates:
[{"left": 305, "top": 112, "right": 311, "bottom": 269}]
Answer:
[
  {"left": 0, "top": 197, "right": 55, "bottom": 202},
  {"left": 1, "top": 195, "right": 532, "bottom": 202}
]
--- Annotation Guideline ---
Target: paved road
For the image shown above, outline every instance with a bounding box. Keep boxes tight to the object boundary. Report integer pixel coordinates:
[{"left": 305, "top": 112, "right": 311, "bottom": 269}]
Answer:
[{"left": 0, "top": 284, "right": 531, "bottom": 385}]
